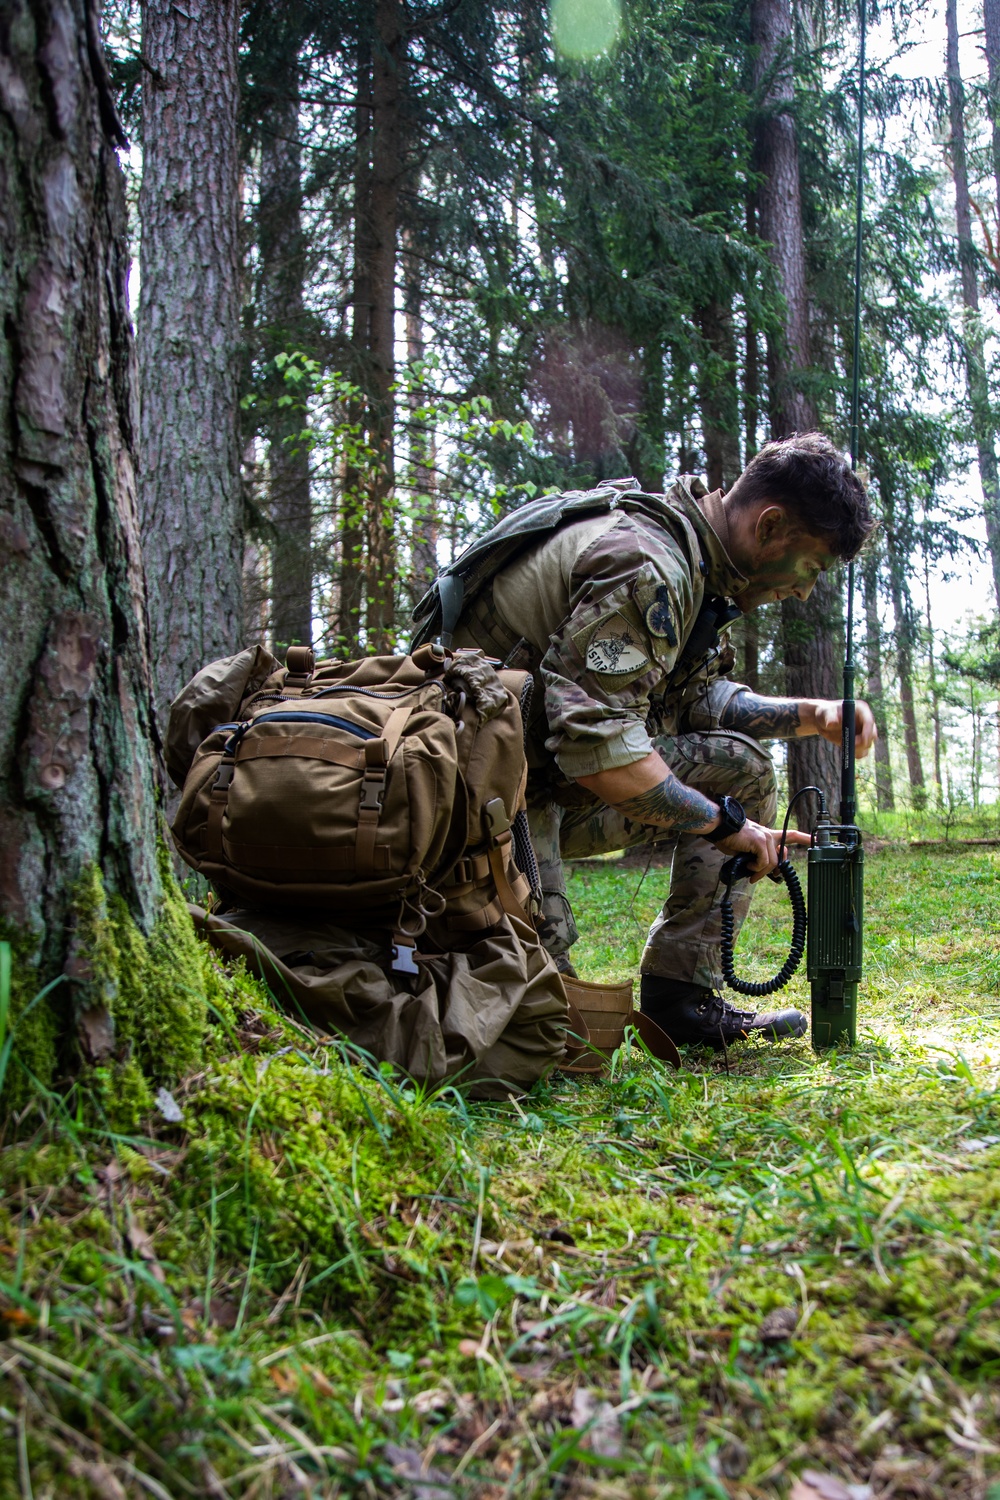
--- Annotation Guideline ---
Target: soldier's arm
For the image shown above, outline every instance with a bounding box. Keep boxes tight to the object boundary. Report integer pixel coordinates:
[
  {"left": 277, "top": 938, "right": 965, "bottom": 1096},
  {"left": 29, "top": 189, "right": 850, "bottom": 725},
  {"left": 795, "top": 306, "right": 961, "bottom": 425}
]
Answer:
[
  {"left": 720, "top": 692, "right": 876, "bottom": 755},
  {"left": 577, "top": 753, "right": 719, "bottom": 833},
  {"left": 576, "top": 753, "right": 809, "bottom": 879}
]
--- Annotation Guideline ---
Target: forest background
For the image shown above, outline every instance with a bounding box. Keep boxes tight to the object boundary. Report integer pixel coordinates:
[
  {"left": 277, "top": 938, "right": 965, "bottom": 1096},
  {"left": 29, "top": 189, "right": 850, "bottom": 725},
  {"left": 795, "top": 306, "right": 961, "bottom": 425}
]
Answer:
[{"left": 102, "top": 0, "right": 1000, "bottom": 832}]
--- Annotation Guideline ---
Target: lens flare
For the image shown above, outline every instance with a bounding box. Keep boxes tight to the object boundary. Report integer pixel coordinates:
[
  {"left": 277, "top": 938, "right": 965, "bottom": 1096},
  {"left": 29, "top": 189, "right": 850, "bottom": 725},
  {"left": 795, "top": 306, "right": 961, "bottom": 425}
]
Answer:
[{"left": 550, "top": 0, "right": 622, "bottom": 60}]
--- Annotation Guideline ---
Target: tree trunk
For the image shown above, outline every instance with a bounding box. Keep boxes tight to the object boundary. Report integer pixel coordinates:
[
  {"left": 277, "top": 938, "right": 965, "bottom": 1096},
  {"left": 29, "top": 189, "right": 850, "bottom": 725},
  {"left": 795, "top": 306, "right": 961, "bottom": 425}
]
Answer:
[
  {"left": 632, "top": 337, "right": 666, "bottom": 493},
  {"left": 947, "top": 0, "right": 1000, "bottom": 616},
  {"left": 696, "top": 299, "right": 742, "bottom": 492},
  {"left": 364, "top": 0, "right": 404, "bottom": 652},
  {"left": 340, "top": 37, "right": 373, "bottom": 657},
  {"left": 751, "top": 0, "right": 816, "bottom": 438},
  {"left": 1, "top": 0, "right": 161, "bottom": 1024},
  {"left": 403, "top": 245, "right": 438, "bottom": 603},
  {"left": 138, "top": 0, "right": 242, "bottom": 727},
  {"left": 259, "top": 78, "right": 312, "bottom": 655},
  {"left": 883, "top": 507, "right": 926, "bottom": 807},
  {"left": 984, "top": 0, "right": 1000, "bottom": 227},
  {"left": 921, "top": 544, "right": 943, "bottom": 801},
  {"left": 751, "top": 0, "right": 839, "bottom": 817},
  {"left": 744, "top": 195, "right": 761, "bottom": 465},
  {"left": 862, "top": 549, "right": 894, "bottom": 811}
]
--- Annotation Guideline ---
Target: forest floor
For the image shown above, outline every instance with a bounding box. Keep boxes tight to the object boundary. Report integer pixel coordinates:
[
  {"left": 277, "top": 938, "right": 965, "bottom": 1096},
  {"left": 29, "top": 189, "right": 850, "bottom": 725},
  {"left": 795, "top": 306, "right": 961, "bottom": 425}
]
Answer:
[{"left": 1, "top": 844, "right": 999, "bottom": 1499}]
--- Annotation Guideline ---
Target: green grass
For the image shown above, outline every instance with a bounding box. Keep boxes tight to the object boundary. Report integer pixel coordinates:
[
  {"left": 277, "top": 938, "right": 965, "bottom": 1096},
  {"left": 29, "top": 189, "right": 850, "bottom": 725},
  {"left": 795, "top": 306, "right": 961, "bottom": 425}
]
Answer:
[{"left": 1, "top": 846, "right": 999, "bottom": 1497}]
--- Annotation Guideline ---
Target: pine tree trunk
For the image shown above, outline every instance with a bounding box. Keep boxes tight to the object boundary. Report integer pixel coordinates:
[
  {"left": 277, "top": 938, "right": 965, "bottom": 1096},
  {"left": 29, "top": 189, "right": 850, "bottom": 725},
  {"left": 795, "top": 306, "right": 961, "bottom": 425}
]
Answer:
[
  {"left": 862, "top": 549, "right": 894, "bottom": 811},
  {"left": 340, "top": 38, "right": 373, "bottom": 657},
  {"left": 0, "top": 0, "right": 161, "bottom": 969},
  {"left": 883, "top": 505, "right": 926, "bottom": 807},
  {"left": 751, "top": 0, "right": 839, "bottom": 817},
  {"left": 744, "top": 195, "right": 761, "bottom": 463},
  {"left": 404, "top": 243, "right": 438, "bottom": 602},
  {"left": 365, "top": 0, "right": 404, "bottom": 652},
  {"left": 922, "top": 546, "right": 943, "bottom": 800},
  {"left": 751, "top": 0, "right": 816, "bottom": 438},
  {"left": 984, "top": 0, "right": 1000, "bottom": 228},
  {"left": 632, "top": 337, "right": 666, "bottom": 492},
  {"left": 138, "top": 0, "right": 242, "bottom": 726},
  {"left": 259, "top": 79, "right": 312, "bottom": 654},
  {"left": 697, "top": 299, "right": 742, "bottom": 492},
  {"left": 947, "top": 0, "right": 1000, "bottom": 616}
]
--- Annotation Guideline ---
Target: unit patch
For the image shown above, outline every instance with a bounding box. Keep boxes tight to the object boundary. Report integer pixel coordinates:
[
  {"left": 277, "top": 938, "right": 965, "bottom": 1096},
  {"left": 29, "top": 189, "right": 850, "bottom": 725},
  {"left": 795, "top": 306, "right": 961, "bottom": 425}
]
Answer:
[
  {"left": 582, "top": 613, "right": 650, "bottom": 676},
  {"left": 644, "top": 585, "right": 678, "bottom": 646}
]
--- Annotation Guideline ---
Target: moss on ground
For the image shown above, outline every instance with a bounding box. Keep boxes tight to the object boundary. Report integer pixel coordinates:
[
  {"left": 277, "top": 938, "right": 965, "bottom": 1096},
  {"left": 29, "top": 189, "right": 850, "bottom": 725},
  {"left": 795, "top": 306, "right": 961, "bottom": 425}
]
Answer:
[{"left": 0, "top": 845, "right": 998, "bottom": 1497}]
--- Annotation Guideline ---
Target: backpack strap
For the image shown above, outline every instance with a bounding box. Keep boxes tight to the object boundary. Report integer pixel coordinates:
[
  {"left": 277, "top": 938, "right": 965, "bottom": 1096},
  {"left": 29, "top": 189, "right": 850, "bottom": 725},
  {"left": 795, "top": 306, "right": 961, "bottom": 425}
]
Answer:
[{"left": 355, "top": 704, "right": 413, "bottom": 877}]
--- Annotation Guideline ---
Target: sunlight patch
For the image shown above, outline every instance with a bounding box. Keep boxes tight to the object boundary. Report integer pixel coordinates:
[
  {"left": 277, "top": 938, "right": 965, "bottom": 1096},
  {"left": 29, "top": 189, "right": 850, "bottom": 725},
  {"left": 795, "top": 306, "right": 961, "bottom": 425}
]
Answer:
[{"left": 550, "top": 0, "right": 621, "bottom": 60}]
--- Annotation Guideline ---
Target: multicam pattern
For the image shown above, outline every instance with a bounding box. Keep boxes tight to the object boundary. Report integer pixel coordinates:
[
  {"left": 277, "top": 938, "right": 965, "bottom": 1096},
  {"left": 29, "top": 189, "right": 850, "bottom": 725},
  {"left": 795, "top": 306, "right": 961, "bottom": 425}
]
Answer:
[{"left": 529, "top": 727, "right": 778, "bottom": 989}]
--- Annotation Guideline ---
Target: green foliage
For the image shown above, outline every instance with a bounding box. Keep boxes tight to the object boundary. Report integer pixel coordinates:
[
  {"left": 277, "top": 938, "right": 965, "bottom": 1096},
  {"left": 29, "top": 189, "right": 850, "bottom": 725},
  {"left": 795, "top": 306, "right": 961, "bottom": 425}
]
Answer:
[{"left": 1, "top": 846, "right": 999, "bottom": 1495}]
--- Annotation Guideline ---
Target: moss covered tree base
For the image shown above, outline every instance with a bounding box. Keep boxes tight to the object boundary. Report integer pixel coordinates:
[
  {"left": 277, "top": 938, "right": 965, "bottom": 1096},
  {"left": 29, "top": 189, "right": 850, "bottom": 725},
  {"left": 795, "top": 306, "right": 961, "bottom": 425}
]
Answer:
[{"left": 1, "top": 847, "right": 214, "bottom": 1128}]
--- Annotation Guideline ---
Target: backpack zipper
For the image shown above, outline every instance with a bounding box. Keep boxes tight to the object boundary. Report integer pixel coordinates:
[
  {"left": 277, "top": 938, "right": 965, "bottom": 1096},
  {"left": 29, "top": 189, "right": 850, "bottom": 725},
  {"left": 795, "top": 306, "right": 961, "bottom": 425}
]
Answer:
[{"left": 223, "top": 710, "right": 378, "bottom": 753}]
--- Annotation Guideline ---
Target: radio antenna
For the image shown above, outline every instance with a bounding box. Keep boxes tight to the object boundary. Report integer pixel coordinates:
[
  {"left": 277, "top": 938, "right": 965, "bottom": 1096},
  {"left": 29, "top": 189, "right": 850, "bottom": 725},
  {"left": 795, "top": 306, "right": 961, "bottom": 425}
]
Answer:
[{"left": 841, "top": 0, "right": 867, "bottom": 829}]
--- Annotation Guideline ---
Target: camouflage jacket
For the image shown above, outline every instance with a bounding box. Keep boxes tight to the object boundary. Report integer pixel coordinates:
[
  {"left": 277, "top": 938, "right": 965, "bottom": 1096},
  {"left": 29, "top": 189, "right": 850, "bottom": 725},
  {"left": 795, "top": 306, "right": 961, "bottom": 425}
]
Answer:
[{"left": 445, "top": 478, "right": 750, "bottom": 782}]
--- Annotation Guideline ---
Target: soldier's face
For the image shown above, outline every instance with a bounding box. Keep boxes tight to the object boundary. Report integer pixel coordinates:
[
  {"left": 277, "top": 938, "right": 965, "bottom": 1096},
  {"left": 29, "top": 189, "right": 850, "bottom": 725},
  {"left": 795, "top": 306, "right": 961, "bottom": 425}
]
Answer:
[{"left": 736, "top": 507, "right": 839, "bottom": 612}]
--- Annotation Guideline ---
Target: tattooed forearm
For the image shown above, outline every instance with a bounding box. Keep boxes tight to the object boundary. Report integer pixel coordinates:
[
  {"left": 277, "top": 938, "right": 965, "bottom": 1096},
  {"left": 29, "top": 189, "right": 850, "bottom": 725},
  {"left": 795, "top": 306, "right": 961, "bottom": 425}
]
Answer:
[
  {"left": 721, "top": 690, "right": 801, "bottom": 739},
  {"left": 615, "top": 772, "right": 717, "bottom": 832}
]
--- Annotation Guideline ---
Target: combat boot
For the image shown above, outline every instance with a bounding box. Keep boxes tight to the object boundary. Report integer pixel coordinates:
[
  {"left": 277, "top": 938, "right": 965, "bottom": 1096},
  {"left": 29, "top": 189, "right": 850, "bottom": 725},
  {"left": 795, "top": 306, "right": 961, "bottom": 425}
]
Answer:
[{"left": 640, "top": 976, "right": 806, "bottom": 1050}]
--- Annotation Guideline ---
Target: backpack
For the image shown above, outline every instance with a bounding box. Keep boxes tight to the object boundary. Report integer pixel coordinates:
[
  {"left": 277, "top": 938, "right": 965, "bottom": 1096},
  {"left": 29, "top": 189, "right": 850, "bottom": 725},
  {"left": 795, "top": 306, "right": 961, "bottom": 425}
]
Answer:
[{"left": 170, "top": 642, "right": 540, "bottom": 973}]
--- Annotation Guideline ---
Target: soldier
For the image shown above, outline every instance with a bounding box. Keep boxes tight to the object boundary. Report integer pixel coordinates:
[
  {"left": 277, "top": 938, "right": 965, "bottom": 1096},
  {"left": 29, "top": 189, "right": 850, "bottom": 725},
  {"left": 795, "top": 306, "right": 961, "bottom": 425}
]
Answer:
[{"left": 413, "top": 433, "right": 877, "bottom": 1049}]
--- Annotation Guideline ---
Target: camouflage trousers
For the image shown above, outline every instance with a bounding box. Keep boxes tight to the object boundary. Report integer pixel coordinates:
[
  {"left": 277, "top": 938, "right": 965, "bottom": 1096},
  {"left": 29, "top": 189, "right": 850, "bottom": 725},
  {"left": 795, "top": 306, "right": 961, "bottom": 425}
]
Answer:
[{"left": 528, "top": 730, "right": 778, "bottom": 990}]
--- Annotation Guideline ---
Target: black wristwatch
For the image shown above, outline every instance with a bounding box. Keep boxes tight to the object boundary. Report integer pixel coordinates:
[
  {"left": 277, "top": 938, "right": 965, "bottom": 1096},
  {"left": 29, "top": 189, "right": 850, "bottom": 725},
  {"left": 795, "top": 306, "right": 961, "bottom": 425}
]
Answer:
[{"left": 701, "top": 795, "right": 746, "bottom": 844}]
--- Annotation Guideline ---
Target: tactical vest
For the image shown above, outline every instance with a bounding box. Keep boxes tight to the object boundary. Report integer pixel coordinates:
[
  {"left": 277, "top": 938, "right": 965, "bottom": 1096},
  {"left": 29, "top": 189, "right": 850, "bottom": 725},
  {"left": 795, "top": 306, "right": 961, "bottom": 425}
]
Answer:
[{"left": 411, "top": 477, "right": 741, "bottom": 690}]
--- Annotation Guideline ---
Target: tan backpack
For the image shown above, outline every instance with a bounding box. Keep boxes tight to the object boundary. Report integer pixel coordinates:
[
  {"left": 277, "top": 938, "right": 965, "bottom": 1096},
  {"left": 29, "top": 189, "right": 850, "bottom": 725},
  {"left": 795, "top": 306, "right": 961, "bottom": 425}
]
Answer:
[{"left": 169, "top": 643, "right": 541, "bottom": 973}]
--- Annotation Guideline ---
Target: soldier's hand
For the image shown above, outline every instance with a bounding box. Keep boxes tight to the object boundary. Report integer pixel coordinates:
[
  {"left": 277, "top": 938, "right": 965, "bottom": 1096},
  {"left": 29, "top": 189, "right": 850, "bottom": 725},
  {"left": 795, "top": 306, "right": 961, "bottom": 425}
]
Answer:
[
  {"left": 713, "top": 819, "right": 811, "bottom": 883},
  {"left": 810, "top": 699, "right": 877, "bottom": 758}
]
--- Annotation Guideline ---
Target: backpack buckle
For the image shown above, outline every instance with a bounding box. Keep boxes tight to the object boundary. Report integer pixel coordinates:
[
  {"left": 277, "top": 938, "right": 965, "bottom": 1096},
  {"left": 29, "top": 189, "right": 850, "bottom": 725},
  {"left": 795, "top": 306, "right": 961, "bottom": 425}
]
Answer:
[
  {"left": 484, "top": 797, "right": 511, "bottom": 840},
  {"left": 360, "top": 769, "right": 386, "bottom": 810}
]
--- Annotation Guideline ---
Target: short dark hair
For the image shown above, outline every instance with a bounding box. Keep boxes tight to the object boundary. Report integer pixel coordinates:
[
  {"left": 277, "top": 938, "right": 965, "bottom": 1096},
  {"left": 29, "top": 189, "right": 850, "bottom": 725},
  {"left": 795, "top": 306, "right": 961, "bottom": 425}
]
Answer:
[{"left": 728, "top": 433, "right": 874, "bottom": 559}]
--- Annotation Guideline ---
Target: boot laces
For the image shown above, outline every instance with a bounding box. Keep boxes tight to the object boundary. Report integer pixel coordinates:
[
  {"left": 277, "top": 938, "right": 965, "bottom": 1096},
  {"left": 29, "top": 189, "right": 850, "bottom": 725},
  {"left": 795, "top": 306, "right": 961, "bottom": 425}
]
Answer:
[{"left": 697, "top": 992, "right": 757, "bottom": 1032}]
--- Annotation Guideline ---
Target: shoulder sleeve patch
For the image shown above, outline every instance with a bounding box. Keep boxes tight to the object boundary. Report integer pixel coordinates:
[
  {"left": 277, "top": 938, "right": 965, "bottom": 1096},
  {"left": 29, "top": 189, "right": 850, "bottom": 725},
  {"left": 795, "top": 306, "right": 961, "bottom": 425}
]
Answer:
[
  {"left": 642, "top": 584, "right": 678, "bottom": 646},
  {"left": 574, "top": 611, "right": 651, "bottom": 676}
]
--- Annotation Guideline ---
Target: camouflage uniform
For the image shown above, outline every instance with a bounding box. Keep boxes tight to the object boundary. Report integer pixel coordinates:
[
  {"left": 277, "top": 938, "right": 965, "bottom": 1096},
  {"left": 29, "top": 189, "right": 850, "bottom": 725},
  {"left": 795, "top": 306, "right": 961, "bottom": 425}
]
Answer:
[{"left": 450, "top": 477, "right": 776, "bottom": 990}]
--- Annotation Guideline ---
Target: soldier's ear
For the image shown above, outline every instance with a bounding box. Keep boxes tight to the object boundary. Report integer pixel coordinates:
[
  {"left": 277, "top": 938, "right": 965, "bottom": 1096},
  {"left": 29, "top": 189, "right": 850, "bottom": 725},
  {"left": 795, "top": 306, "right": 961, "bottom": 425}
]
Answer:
[{"left": 753, "top": 504, "right": 789, "bottom": 549}]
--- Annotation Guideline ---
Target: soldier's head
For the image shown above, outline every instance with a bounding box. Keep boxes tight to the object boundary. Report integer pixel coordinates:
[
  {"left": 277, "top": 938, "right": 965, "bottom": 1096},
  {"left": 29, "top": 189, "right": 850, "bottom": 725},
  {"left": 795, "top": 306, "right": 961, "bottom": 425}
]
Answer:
[{"left": 723, "top": 433, "right": 874, "bottom": 612}]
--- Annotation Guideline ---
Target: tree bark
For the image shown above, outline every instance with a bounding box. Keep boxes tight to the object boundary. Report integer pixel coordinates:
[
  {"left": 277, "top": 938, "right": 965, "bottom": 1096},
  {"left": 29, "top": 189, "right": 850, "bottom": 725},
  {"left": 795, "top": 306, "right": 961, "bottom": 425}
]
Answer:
[
  {"left": 947, "top": 0, "right": 1000, "bottom": 616},
  {"left": 403, "top": 244, "right": 438, "bottom": 602},
  {"left": 339, "top": 37, "right": 372, "bottom": 658},
  {"left": 984, "top": 0, "right": 1000, "bottom": 226},
  {"left": 862, "top": 548, "right": 895, "bottom": 811},
  {"left": 696, "top": 299, "right": 742, "bottom": 492},
  {"left": 0, "top": 0, "right": 161, "bottom": 962},
  {"left": 365, "top": 0, "right": 403, "bottom": 652},
  {"left": 138, "top": 0, "right": 242, "bottom": 730},
  {"left": 751, "top": 0, "right": 816, "bottom": 438},
  {"left": 259, "top": 77, "right": 312, "bottom": 654},
  {"left": 751, "top": 0, "right": 839, "bottom": 817},
  {"left": 882, "top": 499, "right": 926, "bottom": 807}
]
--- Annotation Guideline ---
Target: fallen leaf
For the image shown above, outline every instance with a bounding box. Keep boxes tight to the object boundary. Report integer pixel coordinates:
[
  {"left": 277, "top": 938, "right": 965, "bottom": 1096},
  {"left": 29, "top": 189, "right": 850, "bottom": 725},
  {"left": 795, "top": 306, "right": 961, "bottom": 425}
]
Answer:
[
  {"left": 269, "top": 1363, "right": 299, "bottom": 1394},
  {"left": 304, "top": 1363, "right": 335, "bottom": 1397},
  {"left": 155, "top": 1087, "right": 183, "bottom": 1123},
  {"left": 412, "top": 1386, "right": 451, "bottom": 1414},
  {"left": 789, "top": 1471, "right": 871, "bottom": 1500},
  {"left": 570, "top": 1387, "right": 621, "bottom": 1458},
  {"left": 383, "top": 1442, "right": 454, "bottom": 1499},
  {"left": 759, "top": 1306, "right": 798, "bottom": 1344}
]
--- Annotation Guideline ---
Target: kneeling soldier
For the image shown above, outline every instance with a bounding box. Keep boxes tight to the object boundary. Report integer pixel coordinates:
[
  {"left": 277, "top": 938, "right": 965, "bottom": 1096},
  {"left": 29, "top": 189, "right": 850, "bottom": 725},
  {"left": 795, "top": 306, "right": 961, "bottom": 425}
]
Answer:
[{"left": 414, "top": 433, "right": 876, "bottom": 1049}]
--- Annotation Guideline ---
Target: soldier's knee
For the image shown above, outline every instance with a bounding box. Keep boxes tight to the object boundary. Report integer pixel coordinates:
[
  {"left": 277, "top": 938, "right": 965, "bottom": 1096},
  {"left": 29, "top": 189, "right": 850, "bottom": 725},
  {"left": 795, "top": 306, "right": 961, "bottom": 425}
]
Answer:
[
  {"left": 536, "top": 891, "right": 579, "bottom": 956},
  {"left": 725, "top": 741, "right": 777, "bottom": 823}
]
